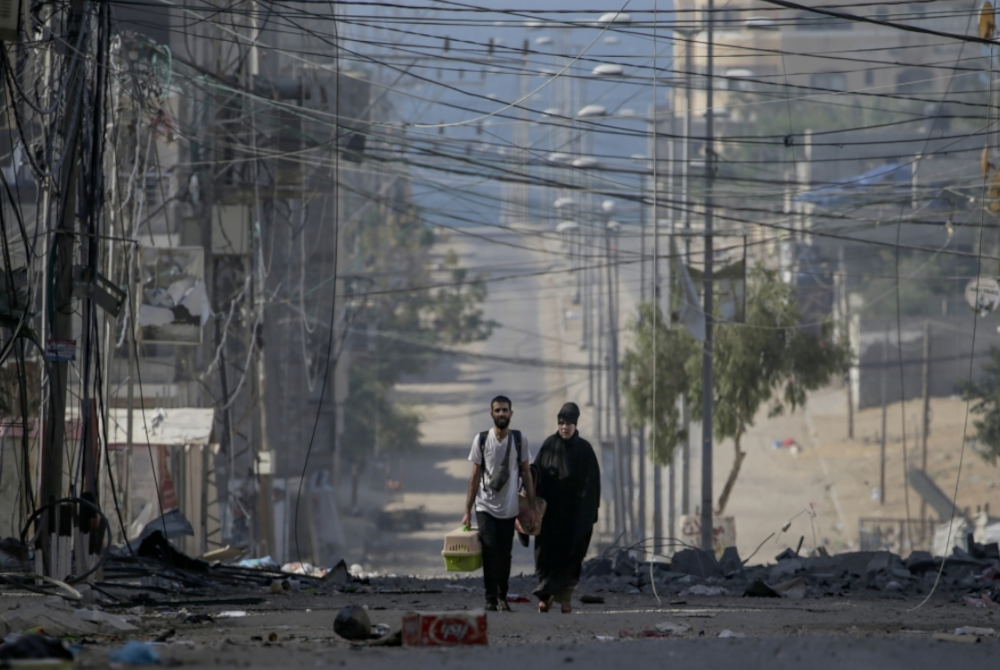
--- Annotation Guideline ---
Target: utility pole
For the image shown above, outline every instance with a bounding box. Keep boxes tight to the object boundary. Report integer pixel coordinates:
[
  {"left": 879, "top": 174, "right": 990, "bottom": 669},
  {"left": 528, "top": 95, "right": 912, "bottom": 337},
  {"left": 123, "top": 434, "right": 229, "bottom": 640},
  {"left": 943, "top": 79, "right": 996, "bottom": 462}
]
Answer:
[
  {"left": 920, "top": 321, "right": 931, "bottom": 534},
  {"left": 40, "top": 0, "right": 89, "bottom": 568},
  {"left": 700, "top": 0, "right": 717, "bottom": 554},
  {"left": 880, "top": 325, "right": 888, "bottom": 505},
  {"left": 677, "top": 26, "right": 697, "bottom": 521},
  {"left": 648, "top": 104, "right": 663, "bottom": 553},
  {"left": 840, "top": 246, "right": 854, "bottom": 440},
  {"left": 604, "top": 235, "right": 626, "bottom": 540},
  {"left": 637, "top": 179, "right": 647, "bottom": 545}
]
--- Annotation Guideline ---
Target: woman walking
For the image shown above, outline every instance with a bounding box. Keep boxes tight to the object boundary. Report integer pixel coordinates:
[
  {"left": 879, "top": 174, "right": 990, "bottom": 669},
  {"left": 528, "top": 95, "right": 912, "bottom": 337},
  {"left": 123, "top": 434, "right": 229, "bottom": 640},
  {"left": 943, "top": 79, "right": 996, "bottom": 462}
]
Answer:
[{"left": 532, "top": 402, "right": 601, "bottom": 613}]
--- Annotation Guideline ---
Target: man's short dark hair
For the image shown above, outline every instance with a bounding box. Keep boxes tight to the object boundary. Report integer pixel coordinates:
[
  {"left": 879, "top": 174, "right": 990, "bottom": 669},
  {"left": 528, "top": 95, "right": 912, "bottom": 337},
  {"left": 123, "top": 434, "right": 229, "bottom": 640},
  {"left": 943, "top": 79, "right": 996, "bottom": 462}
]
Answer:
[{"left": 491, "top": 395, "right": 512, "bottom": 410}]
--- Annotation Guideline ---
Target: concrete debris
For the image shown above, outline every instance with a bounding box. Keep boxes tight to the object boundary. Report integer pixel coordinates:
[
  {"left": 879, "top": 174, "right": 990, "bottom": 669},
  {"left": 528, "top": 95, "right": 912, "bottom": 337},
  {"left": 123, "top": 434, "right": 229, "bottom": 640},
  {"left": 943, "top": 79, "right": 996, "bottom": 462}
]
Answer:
[
  {"left": 72, "top": 608, "right": 140, "bottom": 634},
  {"left": 670, "top": 549, "right": 722, "bottom": 579},
  {"left": 771, "top": 577, "right": 807, "bottom": 599},
  {"left": 744, "top": 580, "right": 781, "bottom": 598},
  {"left": 774, "top": 548, "right": 798, "bottom": 562},
  {"left": 0, "top": 598, "right": 122, "bottom": 638},
  {"left": 322, "top": 559, "right": 351, "bottom": 585},
  {"left": 884, "top": 581, "right": 903, "bottom": 592},
  {"left": 681, "top": 584, "right": 728, "bottom": 597},
  {"left": 581, "top": 557, "right": 613, "bottom": 578},
  {"left": 954, "top": 626, "right": 996, "bottom": 636},
  {"left": 654, "top": 622, "right": 691, "bottom": 635},
  {"left": 334, "top": 605, "right": 372, "bottom": 641},
  {"left": 718, "top": 547, "right": 743, "bottom": 575},
  {"left": 281, "top": 562, "right": 329, "bottom": 578}
]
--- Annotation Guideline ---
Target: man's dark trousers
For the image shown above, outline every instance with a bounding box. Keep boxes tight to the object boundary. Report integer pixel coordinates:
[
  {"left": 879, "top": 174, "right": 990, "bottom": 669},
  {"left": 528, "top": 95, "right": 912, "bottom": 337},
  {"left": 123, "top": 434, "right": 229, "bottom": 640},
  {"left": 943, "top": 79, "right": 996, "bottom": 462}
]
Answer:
[{"left": 476, "top": 511, "right": 516, "bottom": 606}]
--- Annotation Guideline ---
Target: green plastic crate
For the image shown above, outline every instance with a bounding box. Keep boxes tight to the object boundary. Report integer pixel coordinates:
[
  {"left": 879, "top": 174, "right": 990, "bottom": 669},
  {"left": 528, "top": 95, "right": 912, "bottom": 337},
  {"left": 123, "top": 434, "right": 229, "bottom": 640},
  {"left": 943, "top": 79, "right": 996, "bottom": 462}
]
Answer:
[{"left": 442, "top": 551, "right": 483, "bottom": 572}]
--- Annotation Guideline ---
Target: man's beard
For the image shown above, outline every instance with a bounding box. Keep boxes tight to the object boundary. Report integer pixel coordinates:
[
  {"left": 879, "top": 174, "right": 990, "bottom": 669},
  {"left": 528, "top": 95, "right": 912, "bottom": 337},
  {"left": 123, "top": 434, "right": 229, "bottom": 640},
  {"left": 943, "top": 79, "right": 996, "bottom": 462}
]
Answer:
[{"left": 493, "top": 415, "right": 510, "bottom": 429}]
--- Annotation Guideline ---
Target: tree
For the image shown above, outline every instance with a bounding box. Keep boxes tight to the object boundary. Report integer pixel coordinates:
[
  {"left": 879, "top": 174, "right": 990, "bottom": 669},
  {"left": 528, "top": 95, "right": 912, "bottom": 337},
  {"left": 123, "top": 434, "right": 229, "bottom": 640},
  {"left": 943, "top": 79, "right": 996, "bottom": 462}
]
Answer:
[
  {"left": 339, "top": 200, "right": 495, "bottom": 487},
  {"left": 962, "top": 346, "right": 1000, "bottom": 465},
  {"left": 622, "top": 265, "right": 852, "bottom": 515}
]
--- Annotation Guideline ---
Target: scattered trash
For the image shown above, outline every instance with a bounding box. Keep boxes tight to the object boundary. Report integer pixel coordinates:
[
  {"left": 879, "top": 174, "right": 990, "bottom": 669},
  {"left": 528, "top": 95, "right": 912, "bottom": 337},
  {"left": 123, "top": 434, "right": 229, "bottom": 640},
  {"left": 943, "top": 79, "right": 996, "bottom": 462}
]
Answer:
[
  {"left": 216, "top": 611, "right": 247, "bottom": 618},
  {"left": 506, "top": 594, "right": 531, "bottom": 603},
  {"left": 963, "top": 594, "right": 999, "bottom": 609},
  {"left": 267, "top": 632, "right": 278, "bottom": 643},
  {"left": 152, "top": 629, "right": 175, "bottom": 643},
  {"left": 281, "top": 562, "right": 329, "bottom": 579},
  {"left": 269, "top": 580, "right": 285, "bottom": 594},
  {"left": 718, "top": 629, "right": 746, "bottom": 638},
  {"left": 0, "top": 634, "right": 73, "bottom": 666},
  {"left": 954, "top": 626, "right": 996, "bottom": 636},
  {"left": 771, "top": 438, "right": 797, "bottom": 449},
  {"left": 681, "top": 584, "right": 727, "bottom": 597},
  {"left": 109, "top": 640, "right": 160, "bottom": 665},
  {"left": 199, "top": 545, "right": 245, "bottom": 562},
  {"left": 400, "top": 610, "right": 488, "bottom": 646},
  {"left": 236, "top": 556, "right": 279, "bottom": 570},
  {"left": 371, "top": 623, "right": 392, "bottom": 638},
  {"left": 593, "top": 635, "right": 615, "bottom": 641},
  {"left": 579, "top": 594, "right": 604, "bottom": 604},
  {"left": 654, "top": 622, "right": 691, "bottom": 635},
  {"left": 334, "top": 605, "right": 372, "bottom": 641}
]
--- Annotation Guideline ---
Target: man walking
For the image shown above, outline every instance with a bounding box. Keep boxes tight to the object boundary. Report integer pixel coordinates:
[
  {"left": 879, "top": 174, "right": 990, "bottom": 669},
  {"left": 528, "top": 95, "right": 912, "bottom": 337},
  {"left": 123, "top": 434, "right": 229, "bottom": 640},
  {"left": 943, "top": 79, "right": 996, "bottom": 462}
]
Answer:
[{"left": 462, "top": 395, "right": 534, "bottom": 611}]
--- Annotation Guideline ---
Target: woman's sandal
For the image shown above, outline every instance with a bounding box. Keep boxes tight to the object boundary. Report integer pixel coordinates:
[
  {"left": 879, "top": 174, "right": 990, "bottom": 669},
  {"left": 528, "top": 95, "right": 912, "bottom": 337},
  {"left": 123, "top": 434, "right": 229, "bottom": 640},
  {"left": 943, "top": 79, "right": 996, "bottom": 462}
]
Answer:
[
  {"left": 560, "top": 603, "right": 572, "bottom": 614},
  {"left": 538, "top": 597, "right": 554, "bottom": 613}
]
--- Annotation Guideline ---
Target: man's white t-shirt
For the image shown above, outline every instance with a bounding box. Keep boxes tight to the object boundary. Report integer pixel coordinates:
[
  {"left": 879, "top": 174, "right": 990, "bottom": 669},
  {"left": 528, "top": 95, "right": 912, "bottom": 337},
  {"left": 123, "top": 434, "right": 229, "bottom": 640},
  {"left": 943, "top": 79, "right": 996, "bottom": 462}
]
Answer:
[{"left": 468, "top": 428, "right": 531, "bottom": 519}]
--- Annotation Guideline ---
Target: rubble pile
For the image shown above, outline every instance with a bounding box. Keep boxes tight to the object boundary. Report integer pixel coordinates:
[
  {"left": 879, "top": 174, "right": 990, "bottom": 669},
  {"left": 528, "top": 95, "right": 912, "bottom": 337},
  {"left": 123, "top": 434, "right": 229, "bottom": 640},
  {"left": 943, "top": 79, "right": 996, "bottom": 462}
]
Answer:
[{"left": 576, "top": 539, "right": 1000, "bottom": 603}]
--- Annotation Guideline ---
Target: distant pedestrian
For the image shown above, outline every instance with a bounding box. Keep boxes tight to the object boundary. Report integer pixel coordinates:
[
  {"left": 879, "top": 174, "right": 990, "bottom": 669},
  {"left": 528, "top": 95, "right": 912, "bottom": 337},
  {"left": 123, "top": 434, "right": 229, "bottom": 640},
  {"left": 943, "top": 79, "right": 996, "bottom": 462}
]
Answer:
[
  {"left": 532, "top": 402, "right": 600, "bottom": 613},
  {"left": 462, "top": 395, "right": 535, "bottom": 612}
]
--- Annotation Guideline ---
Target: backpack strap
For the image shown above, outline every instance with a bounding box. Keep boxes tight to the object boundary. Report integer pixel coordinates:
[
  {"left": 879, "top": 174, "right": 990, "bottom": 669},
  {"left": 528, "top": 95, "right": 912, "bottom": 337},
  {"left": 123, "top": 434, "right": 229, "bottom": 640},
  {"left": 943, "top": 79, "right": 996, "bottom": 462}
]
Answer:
[
  {"left": 511, "top": 430, "right": 523, "bottom": 464},
  {"left": 477, "top": 431, "right": 489, "bottom": 487}
]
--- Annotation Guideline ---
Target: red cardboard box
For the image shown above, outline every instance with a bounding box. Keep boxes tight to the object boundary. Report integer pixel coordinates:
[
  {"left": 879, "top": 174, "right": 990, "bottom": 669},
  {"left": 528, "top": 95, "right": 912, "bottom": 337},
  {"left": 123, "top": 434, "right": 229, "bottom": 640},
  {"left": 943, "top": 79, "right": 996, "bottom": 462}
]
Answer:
[{"left": 401, "top": 610, "right": 488, "bottom": 646}]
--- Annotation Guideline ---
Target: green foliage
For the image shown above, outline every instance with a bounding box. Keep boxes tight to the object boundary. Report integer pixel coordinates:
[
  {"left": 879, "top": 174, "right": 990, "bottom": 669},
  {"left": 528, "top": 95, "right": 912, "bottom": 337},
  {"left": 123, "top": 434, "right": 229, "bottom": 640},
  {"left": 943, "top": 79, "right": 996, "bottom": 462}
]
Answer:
[
  {"left": 340, "top": 204, "right": 494, "bottom": 462},
  {"left": 342, "top": 364, "right": 422, "bottom": 465},
  {"left": 962, "top": 346, "right": 1000, "bottom": 466},
  {"left": 856, "top": 250, "right": 976, "bottom": 317},
  {"left": 621, "top": 303, "right": 699, "bottom": 467},
  {"left": 621, "top": 265, "right": 852, "bottom": 513}
]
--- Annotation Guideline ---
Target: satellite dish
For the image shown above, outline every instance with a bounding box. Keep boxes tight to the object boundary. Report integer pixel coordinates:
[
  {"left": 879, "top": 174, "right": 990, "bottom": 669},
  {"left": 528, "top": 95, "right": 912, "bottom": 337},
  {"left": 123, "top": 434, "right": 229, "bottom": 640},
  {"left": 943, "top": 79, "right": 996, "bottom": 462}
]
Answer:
[{"left": 965, "top": 276, "right": 1000, "bottom": 316}]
